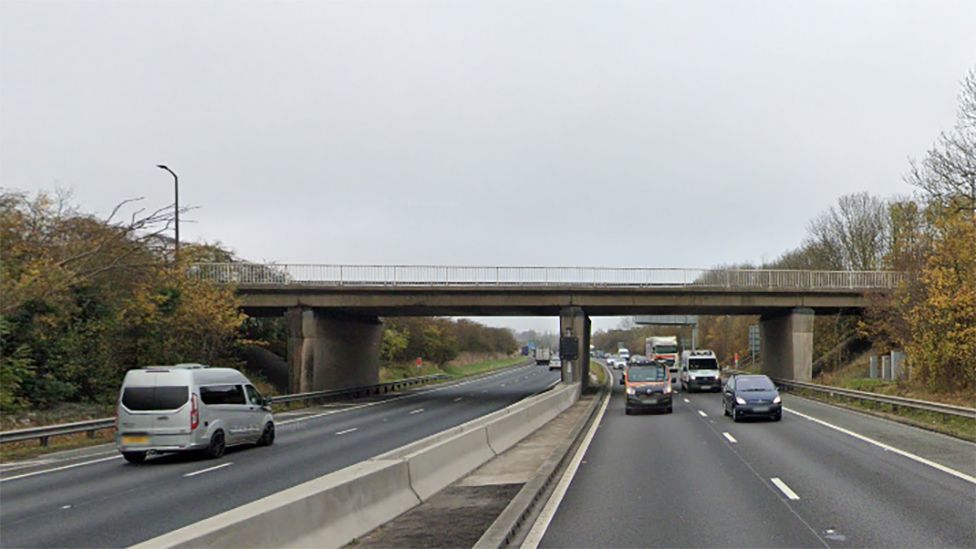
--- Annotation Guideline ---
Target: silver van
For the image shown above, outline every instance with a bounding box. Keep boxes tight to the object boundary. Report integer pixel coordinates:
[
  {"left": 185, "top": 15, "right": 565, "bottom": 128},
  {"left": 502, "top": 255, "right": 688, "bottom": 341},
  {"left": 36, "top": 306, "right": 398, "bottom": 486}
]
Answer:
[{"left": 115, "top": 364, "right": 275, "bottom": 463}]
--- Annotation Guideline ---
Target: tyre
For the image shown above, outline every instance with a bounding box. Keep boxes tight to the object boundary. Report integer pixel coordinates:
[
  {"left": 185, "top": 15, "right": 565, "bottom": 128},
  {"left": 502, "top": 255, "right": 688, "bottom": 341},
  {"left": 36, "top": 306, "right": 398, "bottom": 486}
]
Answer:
[
  {"left": 773, "top": 412, "right": 782, "bottom": 422},
  {"left": 205, "top": 430, "right": 226, "bottom": 459},
  {"left": 625, "top": 407, "right": 632, "bottom": 415},
  {"left": 256, "top": 422, "right": 275, "bottom": 446},
  {"left": 666, "top": 406, "right": 673, "bottom": 414},
  {"left": 122, "top": 451, "right": 147, "bottom": 464},
  {"left": 731, "top": 407, "right": 740, "bottom": 423}
]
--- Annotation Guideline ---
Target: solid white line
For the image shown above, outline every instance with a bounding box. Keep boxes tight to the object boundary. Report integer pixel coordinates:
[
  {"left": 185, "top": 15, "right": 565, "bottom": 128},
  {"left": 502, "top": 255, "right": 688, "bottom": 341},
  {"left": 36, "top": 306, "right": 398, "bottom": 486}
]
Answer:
[
  {"left": 409, "top": 408, "right": 424, "bottom": 415},
  {"left": 523, "top": 369, "right": 612, "bottom": 549},
  {"left": 784, "top": 407, "right": 976, "bottom": 485},
  {"left": 722, "top": 432, "right": 738, "bottom": 444},
  {"left": 683, "top": 398, "right": 690, "bottom": 403},
  {"left": 0, "top": 455, "right": 122, "bottom": 483},
  {"left": 698, "top": 410, "right": 708, "bottom": 417},
  {"left": 334, "top": 428, "right": 358, "bottom": 435},
  {"left": 771, "top": 477, "right": 800, "bottom": 500},
  {"left": 183, "top": 462, "right": 233, "bottom": 477},
  {"left": 453, "top": 397, "right": 464, "bottom": 402}
]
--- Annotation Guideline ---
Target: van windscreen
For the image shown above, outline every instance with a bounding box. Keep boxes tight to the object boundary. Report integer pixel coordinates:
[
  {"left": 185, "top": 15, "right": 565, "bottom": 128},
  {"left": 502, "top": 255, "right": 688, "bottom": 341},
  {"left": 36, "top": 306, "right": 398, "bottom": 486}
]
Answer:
[
  {"left": 628, "top": 366, "right": 667, "bottom": 382},
  {"left": 122, "top": 386, "right": 188, "bottom": 410},
  {"left": 689, "top": 358, "right": 719, "bottom": 370}
]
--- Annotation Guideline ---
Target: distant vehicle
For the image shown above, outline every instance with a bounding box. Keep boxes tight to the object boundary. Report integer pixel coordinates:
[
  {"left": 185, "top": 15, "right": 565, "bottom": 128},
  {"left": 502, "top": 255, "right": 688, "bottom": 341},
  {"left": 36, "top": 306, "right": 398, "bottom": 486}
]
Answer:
[
  {"left": 549, "top": 356, "right": 562, "bottom": 371},
  {"left": 646, "top": 336, "right": 680, "bottom": 374},
  {"left": 624, "top": 362, "right": 673, "bottom": 415},
  {"left": 679, "top": 349, "right": 721, "bottom": 392},
  {"left": 618, "top": 348, "right": 631, "bottom": 362},
  {"left": 722, "top": 374, "right": 782, "bottom": 422},
  {"left": 608, "top": 355, "right": 625, "bottom": 370},
  {"left": 628, "top": 354, "right": 651, "bottom": 365},
  {"left": 116, "top": 364, "right": 275, "bottom": 464},
  {"left": 534, "top": 347, "right": 552, "bottom": 366}
]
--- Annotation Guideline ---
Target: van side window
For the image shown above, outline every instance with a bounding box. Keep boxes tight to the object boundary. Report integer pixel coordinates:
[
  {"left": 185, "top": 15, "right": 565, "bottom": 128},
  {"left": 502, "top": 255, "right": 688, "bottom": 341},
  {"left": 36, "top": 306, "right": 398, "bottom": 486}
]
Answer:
[
  {"left": 200, "top": 385, "right": 246, "bottom": 405},
  {"left": 245, "top": 385, "right": 263, "bottom": 405}
]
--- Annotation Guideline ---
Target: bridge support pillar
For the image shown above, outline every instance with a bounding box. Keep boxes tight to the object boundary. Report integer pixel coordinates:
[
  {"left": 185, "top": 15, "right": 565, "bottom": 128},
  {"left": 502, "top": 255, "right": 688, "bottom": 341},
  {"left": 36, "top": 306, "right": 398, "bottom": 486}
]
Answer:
[
  {"left": 285, "top": 307, "right": 382, "bottom": 393},
  {"left": 559, "top": 307, "right": 591, "bottom": 389},
  {"left": 759, "top": 307, "right": 814, "bottom": 382}
]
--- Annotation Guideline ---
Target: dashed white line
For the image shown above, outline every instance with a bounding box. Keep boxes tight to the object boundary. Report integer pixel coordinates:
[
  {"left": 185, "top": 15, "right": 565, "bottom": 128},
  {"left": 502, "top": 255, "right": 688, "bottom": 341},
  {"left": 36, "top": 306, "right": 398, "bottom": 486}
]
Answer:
[
  {"left": 453, "top": 397, "right": 464, "bottom": 402},
  {"left": 409, "top": 408, "right": 425, "bottom": 415},
  {"left": 183, "top": 462, "right": 233, "bottom": 477},
  {"left": 335, "top": 428, "right": 358, "bottom": 435},
  {"left": 683, "top": 398, "right": 691, "bottom": 403},
  {"left": 698, "top": 410, "right": 708, "bottom": 417},
  {"left": 771, "top": 477, "right": 800, "bottom": 500},
  {"left": 722, "top": 432, "right": 738, "bottom": 444}
]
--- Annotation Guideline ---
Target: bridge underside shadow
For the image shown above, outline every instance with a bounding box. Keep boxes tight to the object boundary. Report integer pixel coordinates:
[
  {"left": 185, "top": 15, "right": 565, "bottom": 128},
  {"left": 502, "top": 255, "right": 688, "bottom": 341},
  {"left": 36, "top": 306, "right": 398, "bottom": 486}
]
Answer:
[{"left": 252, "top": 303, "right": 821, "bottom": 393}]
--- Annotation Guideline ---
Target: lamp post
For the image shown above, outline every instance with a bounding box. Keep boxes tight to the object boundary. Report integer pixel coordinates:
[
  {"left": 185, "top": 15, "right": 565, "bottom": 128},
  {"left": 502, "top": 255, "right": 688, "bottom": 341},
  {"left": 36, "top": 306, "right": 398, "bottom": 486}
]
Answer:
[{"left": 156, "top": 164, "right": 179, "bottom": 260}]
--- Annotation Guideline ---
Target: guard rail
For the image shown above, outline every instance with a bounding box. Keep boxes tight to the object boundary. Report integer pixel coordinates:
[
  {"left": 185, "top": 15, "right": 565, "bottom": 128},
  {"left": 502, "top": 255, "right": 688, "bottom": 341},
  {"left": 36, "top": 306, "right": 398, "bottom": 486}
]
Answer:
[
  {"left": 0, "top": 374, "right": 450, "bottom": 447},
  {"left": 773, "top": 378, "right": 976, "bottom": 420}
]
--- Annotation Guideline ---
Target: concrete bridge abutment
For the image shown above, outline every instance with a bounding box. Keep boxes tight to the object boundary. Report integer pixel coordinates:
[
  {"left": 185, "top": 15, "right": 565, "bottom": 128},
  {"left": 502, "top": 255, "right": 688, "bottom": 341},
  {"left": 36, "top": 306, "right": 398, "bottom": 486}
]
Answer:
[
  {"left": 559, "top": 307, "right": 591, "bottom": 389},
  {"left": 285, "top": 307, "right": 382, "bottom": 393},
  {"left": 759, "top": 307, "right": 814, "bottom": 382}
]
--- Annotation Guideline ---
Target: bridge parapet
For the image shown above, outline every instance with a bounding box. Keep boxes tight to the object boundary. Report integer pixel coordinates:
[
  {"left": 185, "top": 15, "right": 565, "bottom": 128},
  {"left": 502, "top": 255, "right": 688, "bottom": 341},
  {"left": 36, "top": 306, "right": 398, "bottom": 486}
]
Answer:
[{"left": 189, "top": 263, "right": 906, "bottom": 291}]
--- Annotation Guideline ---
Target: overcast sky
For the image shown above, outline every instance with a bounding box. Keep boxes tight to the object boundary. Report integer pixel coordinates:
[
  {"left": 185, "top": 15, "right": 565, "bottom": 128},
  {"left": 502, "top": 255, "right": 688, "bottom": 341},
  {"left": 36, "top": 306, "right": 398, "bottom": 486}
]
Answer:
[{"left": 3, "top": 0, "right": 975, "bottom": 332}]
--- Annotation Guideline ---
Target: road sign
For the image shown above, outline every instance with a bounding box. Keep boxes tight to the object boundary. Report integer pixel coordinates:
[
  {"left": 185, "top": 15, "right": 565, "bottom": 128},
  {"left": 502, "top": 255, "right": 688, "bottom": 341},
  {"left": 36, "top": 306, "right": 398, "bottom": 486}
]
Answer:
[{"left": 748, "top": 325, "right": 760, "bottom": 356}]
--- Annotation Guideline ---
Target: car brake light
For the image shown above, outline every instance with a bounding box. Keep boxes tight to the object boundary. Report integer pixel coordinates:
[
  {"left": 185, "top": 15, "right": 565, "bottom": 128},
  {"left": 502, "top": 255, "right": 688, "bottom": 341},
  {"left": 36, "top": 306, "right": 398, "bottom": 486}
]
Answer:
[{"left": 190, "top": 394, "right": 199, "bottom": 430}]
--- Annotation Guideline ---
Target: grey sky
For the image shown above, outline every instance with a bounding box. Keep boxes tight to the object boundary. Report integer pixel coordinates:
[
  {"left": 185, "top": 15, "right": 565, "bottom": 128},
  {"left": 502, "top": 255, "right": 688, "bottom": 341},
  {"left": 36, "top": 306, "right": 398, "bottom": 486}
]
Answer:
[{"left": 2, "top": 0, "right": 975, "bottom": 333}]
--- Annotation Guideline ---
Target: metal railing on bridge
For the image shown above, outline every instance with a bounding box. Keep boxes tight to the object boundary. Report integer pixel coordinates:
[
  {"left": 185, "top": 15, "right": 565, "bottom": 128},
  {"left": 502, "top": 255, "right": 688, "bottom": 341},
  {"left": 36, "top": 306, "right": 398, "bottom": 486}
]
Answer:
[{"left": 188, "top": 263, "right": 906, "bottom": 290}]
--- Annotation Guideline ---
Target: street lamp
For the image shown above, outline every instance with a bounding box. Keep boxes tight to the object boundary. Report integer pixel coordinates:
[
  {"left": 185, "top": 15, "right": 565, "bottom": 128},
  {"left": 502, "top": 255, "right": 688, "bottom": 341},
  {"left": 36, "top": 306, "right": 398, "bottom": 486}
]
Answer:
[{"left": 156, "top": 164, "right": 179, "bottom": 259}]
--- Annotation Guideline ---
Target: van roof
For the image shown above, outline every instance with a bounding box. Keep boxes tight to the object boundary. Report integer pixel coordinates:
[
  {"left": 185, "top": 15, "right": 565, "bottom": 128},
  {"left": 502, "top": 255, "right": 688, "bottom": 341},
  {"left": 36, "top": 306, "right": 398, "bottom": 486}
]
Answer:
[{"left": 123, "top": 366, "right": 250, "bottom": 387}]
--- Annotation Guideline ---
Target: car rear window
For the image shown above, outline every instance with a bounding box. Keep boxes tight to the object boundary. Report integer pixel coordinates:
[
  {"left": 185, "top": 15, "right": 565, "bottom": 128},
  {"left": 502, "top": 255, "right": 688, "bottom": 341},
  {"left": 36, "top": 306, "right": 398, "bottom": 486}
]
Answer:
[
  {"left": 122, "top": 386, "right": 189, "bottom": 410},
  {"left": 200, "top": 385, "right": 246, "bottom": 405}
]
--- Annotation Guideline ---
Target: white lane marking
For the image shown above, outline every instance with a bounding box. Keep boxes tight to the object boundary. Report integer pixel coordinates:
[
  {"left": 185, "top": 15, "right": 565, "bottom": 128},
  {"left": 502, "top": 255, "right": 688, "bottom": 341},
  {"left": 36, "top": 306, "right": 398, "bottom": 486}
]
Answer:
[
  {"left": 722, "top": 432, "right": 738, "bottom": 444},
  {"left": 453, "top": 397, "right": 464, "bottom": 402},
  {"left": 278, "top": 364, "right": 533, "bottom": 426},
  {"left": 335, "top": 428, "right": 358, "bottom": 435},
  {"left": 183, "top": 462, "right": 233, "bottom": 478},
  {"left": 523, "top": 364, "right": 612, "bottom": 549},
  {"left": 0, "top": 455, "right": 122, "bottom": 483},
  {"left": 683, "top": 398, "right": 690, "bottom": 403},
  {"left": 60, "top": 504, "right": 72, "bottom": 509},
  {"left": 501, "top": 383, "right": 506, "bottom": 387},
  {"left": 771, "top": 477, "right": 800, "bottom": 500},
  {"left": 698, "top": 410, "right": 708, "bottom": 417},
  {"left": 409, "top": 408, "right": 424, "bottom": 415},
  {"left": 784, "top": 407, "right": 976, "bottom": 485}
]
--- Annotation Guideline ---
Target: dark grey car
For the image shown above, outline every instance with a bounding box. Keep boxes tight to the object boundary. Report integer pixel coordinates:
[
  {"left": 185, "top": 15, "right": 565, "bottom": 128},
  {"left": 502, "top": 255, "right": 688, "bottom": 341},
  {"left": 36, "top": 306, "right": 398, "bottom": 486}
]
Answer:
[{"left": 722, "top": 374, "right": 782, "bottom": 422}]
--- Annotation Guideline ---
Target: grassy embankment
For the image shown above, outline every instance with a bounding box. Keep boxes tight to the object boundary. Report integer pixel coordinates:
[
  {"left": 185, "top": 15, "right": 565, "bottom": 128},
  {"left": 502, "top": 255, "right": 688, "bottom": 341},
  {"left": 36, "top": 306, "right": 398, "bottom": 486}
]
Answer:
[
  {"left": 0, "top": 353, "right": 526, "bottom": 462},
  {"left": 798, "top": 353, "right": 976, "bottom": 442}
]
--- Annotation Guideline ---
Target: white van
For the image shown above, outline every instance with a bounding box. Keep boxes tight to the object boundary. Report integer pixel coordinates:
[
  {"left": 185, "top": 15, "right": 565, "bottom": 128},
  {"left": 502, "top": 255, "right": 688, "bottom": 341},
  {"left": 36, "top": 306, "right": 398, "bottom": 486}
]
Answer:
[
  {"left": 679, "top": 350, "right": 721, "bottom": 392},
  {"left": 115, "top": 364, "right": 275, "bottom": 463}
]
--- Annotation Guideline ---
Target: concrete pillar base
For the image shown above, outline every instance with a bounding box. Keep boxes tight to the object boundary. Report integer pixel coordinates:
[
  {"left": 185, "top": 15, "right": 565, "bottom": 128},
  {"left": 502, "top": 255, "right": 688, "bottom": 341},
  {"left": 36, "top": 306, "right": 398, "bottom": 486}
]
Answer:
[
  {"left": 759, "top": 308, "right": 814, "bottom": 381},
  {"left": 559, "top": 306, "right": 591, "bottom": 389},
  {"left": 286, "top": 307, "right": 382, "bottom": 393}
]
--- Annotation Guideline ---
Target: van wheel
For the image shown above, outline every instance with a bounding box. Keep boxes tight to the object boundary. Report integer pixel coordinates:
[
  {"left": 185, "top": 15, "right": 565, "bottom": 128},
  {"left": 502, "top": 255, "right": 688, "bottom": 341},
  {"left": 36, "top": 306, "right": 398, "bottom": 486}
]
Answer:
[
  {"left": 122, "top": 451, "right": 147, "bottom": 464},
  {"left": 205, "top": 431, "right": 226, "bottom": 459},
  {"left": 666, "top": 406, "right": 673, "bottom": 414},
  {"left": 257, "top": 422, "right": 275, "bottom": 446}
]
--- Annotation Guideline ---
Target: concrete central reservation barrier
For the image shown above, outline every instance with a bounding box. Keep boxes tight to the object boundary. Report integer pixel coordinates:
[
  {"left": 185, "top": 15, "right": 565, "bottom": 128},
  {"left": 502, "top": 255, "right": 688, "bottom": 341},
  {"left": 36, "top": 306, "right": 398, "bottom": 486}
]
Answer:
[{"left": 134, "top": 381, "right": 580, "bottom": 549}]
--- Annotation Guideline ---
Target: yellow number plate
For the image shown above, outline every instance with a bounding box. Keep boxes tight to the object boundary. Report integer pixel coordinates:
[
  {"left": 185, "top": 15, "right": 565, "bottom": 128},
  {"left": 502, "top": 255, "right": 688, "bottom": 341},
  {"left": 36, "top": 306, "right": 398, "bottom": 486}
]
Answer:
[{"left": 122, "top": 435, "right": 150, "bottom": 445}]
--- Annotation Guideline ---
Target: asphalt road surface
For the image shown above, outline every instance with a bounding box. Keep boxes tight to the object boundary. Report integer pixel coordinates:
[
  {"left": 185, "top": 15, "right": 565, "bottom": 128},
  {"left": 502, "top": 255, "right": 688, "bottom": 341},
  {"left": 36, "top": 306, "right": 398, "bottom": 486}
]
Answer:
[
  {"left": 536, "top": 368, "right": 976, "bottom": 548},
  {"left": 0, "top": 363, "right": 560, "bottom": 548}
]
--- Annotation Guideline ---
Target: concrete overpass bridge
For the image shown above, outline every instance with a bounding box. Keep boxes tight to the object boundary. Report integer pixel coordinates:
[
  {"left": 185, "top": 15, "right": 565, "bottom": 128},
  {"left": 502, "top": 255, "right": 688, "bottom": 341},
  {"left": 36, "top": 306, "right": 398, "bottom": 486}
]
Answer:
[{"left": 191, "top": 264, "right": 904, "bottom": 393}]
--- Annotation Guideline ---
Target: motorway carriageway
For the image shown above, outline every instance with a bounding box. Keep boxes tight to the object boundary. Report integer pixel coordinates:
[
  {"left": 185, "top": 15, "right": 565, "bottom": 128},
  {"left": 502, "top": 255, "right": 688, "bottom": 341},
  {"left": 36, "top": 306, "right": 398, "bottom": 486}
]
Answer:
[
  {"left": 0, "top": 364, "right": 560, "bottom": 548},
  {"left": 530, "top": 368, "right": 976, "bottom": 548}
]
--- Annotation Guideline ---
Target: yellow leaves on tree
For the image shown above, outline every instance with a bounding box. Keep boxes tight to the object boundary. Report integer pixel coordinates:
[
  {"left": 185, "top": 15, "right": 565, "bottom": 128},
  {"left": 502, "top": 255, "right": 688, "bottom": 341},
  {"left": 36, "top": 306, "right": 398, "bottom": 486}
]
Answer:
[{"left": 904, "top": 215, "right": 976, "bottom": 390}]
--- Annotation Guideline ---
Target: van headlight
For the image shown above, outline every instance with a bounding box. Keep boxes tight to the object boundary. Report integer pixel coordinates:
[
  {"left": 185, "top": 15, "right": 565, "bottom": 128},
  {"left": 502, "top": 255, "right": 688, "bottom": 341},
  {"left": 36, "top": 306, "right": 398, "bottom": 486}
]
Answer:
[
  {"left": 735, "top": 396, "right": 746, "bottom": 405},
  {"left": 626, "top": 387, "right": 635, "bottom": 395},
  {"left": 663, "top": 384, "right": 672, "bottom": 394},
  {"left": 773, "top": 395, "right": 781, "bottom": 404}
]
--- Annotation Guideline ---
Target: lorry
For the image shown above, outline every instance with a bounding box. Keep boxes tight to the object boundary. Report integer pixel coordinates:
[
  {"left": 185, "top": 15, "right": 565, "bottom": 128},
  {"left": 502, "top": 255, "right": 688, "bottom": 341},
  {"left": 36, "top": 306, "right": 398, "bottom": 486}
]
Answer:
[
  {"left": 645, "top": 336, "right": 680, "bottom": 374},
  {"left": 679, "top": 349, "right": 721, "bottom": 392},
  {"left": 534, "top": 347, "right": 552, "bottom": 366}
]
